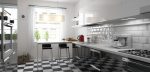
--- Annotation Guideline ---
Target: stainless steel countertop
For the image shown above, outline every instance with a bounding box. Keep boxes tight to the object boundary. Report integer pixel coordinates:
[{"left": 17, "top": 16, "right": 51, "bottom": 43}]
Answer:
[{"left": 73, "top": 42, "right": 150, "bottom": 63}]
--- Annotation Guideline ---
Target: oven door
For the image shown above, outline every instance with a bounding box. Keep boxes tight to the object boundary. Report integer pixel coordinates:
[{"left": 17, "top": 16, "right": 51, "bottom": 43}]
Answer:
[{"left": 123, "top": 58, "right": 150, "bottom": 72}]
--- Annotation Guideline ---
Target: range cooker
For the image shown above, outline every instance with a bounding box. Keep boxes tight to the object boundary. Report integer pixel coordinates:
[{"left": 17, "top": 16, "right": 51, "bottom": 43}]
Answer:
[{"left": 119, "top": 49, "right": 150, "bottom": 72}]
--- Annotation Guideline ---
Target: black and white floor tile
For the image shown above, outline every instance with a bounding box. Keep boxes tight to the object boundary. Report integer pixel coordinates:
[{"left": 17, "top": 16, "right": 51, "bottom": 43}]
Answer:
[
  {"left": 17, "top": 59, "right": 81, "bottom": 72},
  {"left": 0, "top": 57, "right": 126, "bottom": 72},
  {"left": 0, "top": 63, "right": 18, "bottom": 72},
  {"left": 73, "top": 57, "right": 126, "bottom": 72}
]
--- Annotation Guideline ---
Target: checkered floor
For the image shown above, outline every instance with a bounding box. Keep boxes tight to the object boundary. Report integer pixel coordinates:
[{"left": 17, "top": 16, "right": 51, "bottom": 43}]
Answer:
[
  {"left": 0, "top": 57, "right": 127, "bottom": 72},
  {"left": 73, "top": 57, "right": 126, "bottom": 72},
  {"left": 0, "top": 63, "right": 17, "bottom": 72},
  {"left": 0, "top": 59, "right": 81, "bottom": 72},
  {"left": 17, "top": 59, "right": 81, "bottom": 72}
]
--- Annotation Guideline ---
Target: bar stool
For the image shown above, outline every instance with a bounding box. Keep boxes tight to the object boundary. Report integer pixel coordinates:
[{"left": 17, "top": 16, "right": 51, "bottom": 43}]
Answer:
[
  {"left": 72, "top": 44, "right": 79, "bottom": 57},
  {"left": 42, "top": 44, "right": 53, "bottom": 60},
  {"left": 59, "top": 43, "right": 70, "bottom": 59}
]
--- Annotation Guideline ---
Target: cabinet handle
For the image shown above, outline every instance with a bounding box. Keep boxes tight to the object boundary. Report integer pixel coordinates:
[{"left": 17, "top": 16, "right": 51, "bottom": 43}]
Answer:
[
  {"left": 4, "top": 56, "right": 10, "bottom": 62},
  {"left": 90, "top": 64, "right": 101, "bottom": 71}
]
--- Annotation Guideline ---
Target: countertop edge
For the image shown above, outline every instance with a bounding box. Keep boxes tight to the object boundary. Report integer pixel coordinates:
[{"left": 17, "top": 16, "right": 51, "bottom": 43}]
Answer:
[{"left": 36, "top": 41, "right": 73, "bottom": 44}]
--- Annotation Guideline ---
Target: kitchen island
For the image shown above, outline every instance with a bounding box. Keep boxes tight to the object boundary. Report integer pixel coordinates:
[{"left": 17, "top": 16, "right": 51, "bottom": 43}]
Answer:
[{"left": 35, "top": 41, "right": 73, "bottom": 60}]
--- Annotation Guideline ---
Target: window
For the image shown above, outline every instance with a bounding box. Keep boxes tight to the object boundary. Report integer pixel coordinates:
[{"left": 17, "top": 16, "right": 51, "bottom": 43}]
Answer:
[
  {"left": 33, "top": 7, "right": 65, "bottom": 42},
  {"left": 0, "top": 6, "right": 17, "bottom": 40}
]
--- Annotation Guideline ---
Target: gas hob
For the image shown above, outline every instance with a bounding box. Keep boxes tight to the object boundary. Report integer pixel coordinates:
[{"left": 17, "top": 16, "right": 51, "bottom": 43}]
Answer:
[{"left": 119, "top": 49, "right": 150, "bottom": 58}]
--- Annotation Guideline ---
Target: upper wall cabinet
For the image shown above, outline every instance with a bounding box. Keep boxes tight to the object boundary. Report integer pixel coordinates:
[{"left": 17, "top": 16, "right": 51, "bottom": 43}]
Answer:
[
  {"left": 77, "top": 10, "right": 107, "bottom": 25},
  {"left": 0, "top": 0, "right": 17, "bottom": 4},
  {"left": 76, "top": 0, "right": 150, "bottom": 25}
]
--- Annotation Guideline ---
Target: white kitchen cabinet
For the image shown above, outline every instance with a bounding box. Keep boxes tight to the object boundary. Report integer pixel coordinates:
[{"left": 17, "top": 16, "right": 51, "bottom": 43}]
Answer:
[
  {"left": 76, "top": 0, "right": 150, "bottom": 25},
  {"left": 84, "top": 10, "right": 107, "bottom": 24},
  {"left": 77, "top": 10, "right": 106, "bottom": 26}
]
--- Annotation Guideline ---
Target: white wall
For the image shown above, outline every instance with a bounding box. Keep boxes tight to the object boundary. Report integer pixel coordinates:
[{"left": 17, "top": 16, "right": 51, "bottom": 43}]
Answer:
[
  {"left": 17, "top": 0, "right": 76, "bottom": 57},
  {"left": 17, "top": 0, "right": 30, "bottom": 56}
]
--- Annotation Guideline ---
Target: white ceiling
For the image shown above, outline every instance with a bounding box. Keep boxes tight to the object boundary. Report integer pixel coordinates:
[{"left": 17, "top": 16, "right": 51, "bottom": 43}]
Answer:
[{"left": 42, "top": 0, "right": 79, "bottom": 3}]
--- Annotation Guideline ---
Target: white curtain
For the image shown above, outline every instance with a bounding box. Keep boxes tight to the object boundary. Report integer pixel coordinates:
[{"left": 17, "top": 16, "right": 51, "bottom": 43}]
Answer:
[
  {"left": 27, "top": 6, "right": 67, "bottom": 60},
  {"left": 32, "top": 6, "right": 66, "bottom": 42},
  {"left": 27, "top": 6, "right": 35, "bottom": 59}
]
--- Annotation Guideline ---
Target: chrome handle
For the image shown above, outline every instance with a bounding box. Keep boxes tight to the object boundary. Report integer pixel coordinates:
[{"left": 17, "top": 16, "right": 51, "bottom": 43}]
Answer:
[
  {"left": 90, "top": 64, "right": 101, "bottom": 71},
  {"left": 4, "top": 56, "right": 10, "bottom": 62}
]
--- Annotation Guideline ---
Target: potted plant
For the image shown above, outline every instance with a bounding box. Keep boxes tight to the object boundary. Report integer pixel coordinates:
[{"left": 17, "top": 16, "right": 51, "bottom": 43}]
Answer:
[
  {"left": 34, "top": 30, "right": 40, "bottom": 41},
  {"left": 12, "top": 30, "right": 17, "bottom": 40},
  {"left": 17, "top": 53, "right": 31, "bottom": 65}
]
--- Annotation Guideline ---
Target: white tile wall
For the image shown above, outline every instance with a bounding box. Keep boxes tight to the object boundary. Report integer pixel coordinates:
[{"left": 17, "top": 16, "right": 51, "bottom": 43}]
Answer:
[
  {"left": 128, "top": 25, "right": 139, "bottom": 31},
  {"left": 114, "top": 24, "right": 150, "bottom": 49},
  {"left": 133, "top": 43, "right": 143, "bottom": 49},
  {"left": 133, "top": 37, "right": 139, "bottom": 43},
  {"left": 88, "top": 23, "right": 150, "bottom": 49},
  {"left": 139, "top": 37, "right": 148, "bottom": 44},
  {"left": 143, "top": 44, "right": 150, "bottom": 49},
  {"left": 133, "top": 31, "right": 143, "bottom": 37},
  {"left": 148, "top": 24, "right": 150, "bottom": 30},
  {"left": 138, "top": 25, "right": 147, "bottom": 31},
  {"left": 143, "top": 31, "right": 150, "bottom": 37},
  {"left": 148, "top": 38, "right": 150, "bottom": 44}
]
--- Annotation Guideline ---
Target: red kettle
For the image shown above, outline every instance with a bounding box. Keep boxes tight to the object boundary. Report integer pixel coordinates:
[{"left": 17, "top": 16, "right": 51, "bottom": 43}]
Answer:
[{"left": 77, "top": 35, "right": 84, "bottom": 42}]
